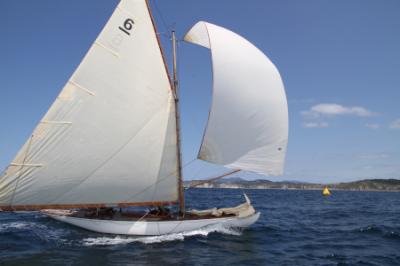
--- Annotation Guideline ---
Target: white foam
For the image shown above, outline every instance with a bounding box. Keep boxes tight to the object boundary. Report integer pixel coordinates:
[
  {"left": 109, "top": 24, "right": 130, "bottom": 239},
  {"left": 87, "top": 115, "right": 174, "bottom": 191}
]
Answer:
[
  {"left": 0, "top": 220, "right": 69, "bottom": 243},
  {"left": 0, "top": 222, "right": 32, "bottom": 231},
  {"left": 82, "top": 223, "right": 242, "bottom": 246}
]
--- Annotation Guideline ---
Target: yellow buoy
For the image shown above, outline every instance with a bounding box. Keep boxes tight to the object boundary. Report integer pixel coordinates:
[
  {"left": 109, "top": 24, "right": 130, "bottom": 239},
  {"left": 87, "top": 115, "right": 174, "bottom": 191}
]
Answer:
[{"left": 322, "top": 186, "right": 331, "bottom": 196}]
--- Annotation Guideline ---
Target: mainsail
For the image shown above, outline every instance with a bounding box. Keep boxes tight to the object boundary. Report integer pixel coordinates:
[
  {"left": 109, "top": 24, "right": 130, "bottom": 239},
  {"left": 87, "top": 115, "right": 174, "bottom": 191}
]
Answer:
[
  {"left": 184, "top": 22, "right": 288, "bottom": 176},
  {"left": 0, "top": 0, "right": 179, "bottom": 210}
]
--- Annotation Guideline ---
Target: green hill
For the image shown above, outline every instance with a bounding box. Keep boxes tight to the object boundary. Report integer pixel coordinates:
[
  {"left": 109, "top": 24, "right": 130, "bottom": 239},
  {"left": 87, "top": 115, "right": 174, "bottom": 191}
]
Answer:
[{"left": 185, "top": 178, "right": 400, "bottom": 191}]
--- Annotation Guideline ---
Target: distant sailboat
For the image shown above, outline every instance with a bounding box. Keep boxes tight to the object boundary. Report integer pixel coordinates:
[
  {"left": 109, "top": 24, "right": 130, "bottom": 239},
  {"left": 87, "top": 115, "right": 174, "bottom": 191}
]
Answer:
[
  {"left": 0, "top": 0, "right": 288, "bottom": 236},
  {"left": 323, "top": 187, "right": 331, "bottom": 196}
]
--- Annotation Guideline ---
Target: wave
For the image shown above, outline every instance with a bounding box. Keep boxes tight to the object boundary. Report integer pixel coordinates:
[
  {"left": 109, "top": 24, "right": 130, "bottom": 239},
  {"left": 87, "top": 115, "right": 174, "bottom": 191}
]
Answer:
[
  {"left": 358, "top": 225, "right": 382, "bottom": 234},
  {"left": 0, "top": 221, "right": 37, "bottom": 232},
  {"left": 385, "top": 231, "right": 400, "bottom": 240},
  {"left": 82, "top": 223, "right": 242, "bottom": 246},
  {"left": 357, "top": 225, "right": 400, "bottom": 240},
  {"left": 0, "top": 220, "right": 71, "bottom": 246}
]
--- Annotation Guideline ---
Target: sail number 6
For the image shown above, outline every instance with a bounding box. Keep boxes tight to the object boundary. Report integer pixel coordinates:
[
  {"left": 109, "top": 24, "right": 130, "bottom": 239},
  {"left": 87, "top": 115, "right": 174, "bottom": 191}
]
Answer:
[{"left": 119, "top": 18, "right": 134, "bottom": 36}]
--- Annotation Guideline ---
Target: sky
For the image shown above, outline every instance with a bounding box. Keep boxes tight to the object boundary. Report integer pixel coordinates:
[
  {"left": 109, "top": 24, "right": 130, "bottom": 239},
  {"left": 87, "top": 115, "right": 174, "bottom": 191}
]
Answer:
[{"left": 0, "top": 0, "right": 399, "bottom": 183}]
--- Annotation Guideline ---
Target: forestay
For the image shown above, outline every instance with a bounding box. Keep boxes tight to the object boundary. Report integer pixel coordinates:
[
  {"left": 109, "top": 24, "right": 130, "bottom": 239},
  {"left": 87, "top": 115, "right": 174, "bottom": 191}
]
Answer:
[
  {"left": 0, "top": 0, "right": 179, "bottom": 210},
  {"left": 184, "top": 22, "right": 288, "bottom": 176}
]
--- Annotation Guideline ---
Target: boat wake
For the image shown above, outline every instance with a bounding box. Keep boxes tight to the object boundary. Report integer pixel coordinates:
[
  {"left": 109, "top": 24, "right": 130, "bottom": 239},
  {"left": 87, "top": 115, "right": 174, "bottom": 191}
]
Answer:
[
  {"left": 82, "top": 223, "right": 242, "bottom": 246},
  {"left": 0, "top": 221, "right": 33, "bottom": 232},
  {"left": 0, "top": 220, "right": 71, "bottom": 243}
]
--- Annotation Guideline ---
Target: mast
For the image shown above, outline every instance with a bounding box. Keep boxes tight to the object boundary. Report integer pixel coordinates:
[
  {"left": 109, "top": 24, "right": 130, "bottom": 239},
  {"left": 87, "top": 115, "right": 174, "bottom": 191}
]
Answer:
[{"left": 172, "top": 30, "right": 185, "bottom": 216}]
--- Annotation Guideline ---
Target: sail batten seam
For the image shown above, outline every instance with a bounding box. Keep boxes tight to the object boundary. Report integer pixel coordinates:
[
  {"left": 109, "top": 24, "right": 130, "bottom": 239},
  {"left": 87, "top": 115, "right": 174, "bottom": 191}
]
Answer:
[
  {"left": 40, "top": 121, "right": 72, "bottom": 125},
  {"left": 9, "top": 163, "right": 43, "bottom": 167},
  {"left": 94, "top": 41, "right": 120, "bottom": 58},
  {"left": 68, "top": 80, "right": 96, "bottom": 96}
]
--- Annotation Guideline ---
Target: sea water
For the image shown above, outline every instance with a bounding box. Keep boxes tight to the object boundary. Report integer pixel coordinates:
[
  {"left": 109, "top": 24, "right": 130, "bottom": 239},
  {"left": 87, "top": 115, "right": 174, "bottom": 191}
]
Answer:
[{"left": 0, "top": 189, "right": 399, "bottom": 265}]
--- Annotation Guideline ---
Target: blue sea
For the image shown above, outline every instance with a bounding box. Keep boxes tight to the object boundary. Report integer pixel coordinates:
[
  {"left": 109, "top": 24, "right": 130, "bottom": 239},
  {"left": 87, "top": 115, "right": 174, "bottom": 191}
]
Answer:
[{"left": 1, "top": 189, "right": 399, "bottom": 265}]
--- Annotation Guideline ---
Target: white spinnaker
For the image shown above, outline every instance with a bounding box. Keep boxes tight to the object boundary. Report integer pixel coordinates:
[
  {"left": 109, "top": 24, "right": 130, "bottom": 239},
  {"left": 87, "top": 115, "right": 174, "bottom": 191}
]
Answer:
[
  {"left": 184, "top": 22, "right": 288, "bottom": 176},
  {"left": 0, "top": 0, "right": 178, "bottom": 208}
]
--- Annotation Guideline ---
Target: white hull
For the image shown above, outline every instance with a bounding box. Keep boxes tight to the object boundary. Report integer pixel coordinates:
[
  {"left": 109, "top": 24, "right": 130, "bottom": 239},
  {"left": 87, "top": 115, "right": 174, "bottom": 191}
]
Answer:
[
  {"left": 44, "top": 194, "right": 260, "bottom": 236},
  {"left": 46, "top": 211, "right": 260, "bottom": 236}
]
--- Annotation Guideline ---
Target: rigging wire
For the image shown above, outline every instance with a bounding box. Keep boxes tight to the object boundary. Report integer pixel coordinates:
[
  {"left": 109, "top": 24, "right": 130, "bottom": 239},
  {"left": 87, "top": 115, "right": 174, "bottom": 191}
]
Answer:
[
  {"left": 120, "top": 158, "right": 198, "bottom": 205},
  {"left": 182, "top": 158, "right": 197, "bottom": 169},
  {"left": 187, "top": 161, "right": 205, "bottom": 182},
  {"left": 150, "top": 0, "right": 174, "bottom": 36}
]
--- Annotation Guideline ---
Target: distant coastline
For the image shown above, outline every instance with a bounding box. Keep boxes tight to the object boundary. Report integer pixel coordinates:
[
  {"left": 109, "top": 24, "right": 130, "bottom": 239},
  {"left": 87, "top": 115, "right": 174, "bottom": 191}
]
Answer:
[{"left": 184, "top": 178, "right": 400, "bottom": 192}]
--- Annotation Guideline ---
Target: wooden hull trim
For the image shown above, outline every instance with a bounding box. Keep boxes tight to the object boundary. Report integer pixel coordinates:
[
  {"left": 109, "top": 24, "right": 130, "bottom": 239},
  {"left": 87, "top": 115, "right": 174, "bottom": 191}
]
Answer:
[{"left": 0, "top": 201, "right": 177, "bottom": 212}]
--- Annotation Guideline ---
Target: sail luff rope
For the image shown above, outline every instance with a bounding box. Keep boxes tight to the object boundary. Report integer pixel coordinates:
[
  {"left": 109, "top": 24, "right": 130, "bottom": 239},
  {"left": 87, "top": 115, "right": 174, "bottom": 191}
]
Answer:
[{"left": 147, "top": 0, "right": 185, "bottom": 216}]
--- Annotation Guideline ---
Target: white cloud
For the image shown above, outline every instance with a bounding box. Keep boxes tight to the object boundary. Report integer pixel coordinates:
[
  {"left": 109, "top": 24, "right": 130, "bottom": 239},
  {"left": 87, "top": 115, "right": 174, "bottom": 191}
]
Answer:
[
  {"left": 389, "top": 119, "right": 400, "bottom": 129},
  {"left": 303, "top": 122, "right": 329, "bottom": 128},
  {"left": 302, "top": 103, "right": 377, "bottom": 118},
  {"left": 365, "top": 123, "right": 380, "bottom": 129}
]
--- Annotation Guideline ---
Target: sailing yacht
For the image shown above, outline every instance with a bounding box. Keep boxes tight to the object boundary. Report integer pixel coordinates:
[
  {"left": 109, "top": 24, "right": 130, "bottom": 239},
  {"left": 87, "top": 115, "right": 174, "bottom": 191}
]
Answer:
[{"left": 0, "top": 0, "right": 288, "bottom": 236}]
